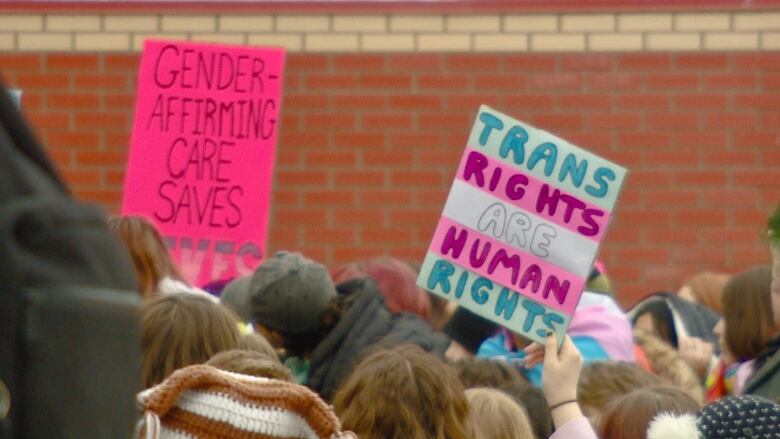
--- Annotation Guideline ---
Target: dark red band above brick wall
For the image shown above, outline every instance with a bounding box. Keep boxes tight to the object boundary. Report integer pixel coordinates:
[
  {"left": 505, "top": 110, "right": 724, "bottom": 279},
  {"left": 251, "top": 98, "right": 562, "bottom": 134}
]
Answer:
[
  {"left": 2, "top": 52, "right": 778, "bottom": 307},
  {"left": 4, "top": 0, "right": 780, "bottom": 12}
]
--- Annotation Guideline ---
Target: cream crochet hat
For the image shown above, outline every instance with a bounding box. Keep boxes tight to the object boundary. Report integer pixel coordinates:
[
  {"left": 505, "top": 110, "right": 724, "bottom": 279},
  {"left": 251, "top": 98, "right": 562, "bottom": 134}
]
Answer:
[{"left": 136, "top": 365, "right": 355, "bottom": 439}]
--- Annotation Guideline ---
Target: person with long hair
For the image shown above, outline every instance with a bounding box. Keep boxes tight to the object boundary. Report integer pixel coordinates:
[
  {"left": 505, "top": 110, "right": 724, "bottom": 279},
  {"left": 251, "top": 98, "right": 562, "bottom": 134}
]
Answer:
[{"left": 597, "top": 386, "right": 701, "bottom": 439}]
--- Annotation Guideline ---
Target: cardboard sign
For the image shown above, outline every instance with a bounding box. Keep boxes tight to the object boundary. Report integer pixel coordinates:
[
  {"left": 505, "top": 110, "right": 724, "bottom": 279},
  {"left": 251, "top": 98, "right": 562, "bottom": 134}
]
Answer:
[
  {"left": 417, "top": 105, "right": 626, "bottom": 344},
  {"left": 122, "top": 40, "right": 285, "bottom": 286}
]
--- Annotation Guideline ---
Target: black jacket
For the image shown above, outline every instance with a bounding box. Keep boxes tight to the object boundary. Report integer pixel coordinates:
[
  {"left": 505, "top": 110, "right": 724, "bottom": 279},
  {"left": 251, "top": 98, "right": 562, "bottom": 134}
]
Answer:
[{"left": 306, "top": 278, "right": 450, "bottom": 400}]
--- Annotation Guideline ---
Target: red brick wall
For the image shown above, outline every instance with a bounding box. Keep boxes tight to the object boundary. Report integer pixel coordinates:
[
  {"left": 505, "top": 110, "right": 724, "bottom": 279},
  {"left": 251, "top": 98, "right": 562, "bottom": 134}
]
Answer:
[{"left": 2, "top": 52, "right": 778, "bottom": 306}]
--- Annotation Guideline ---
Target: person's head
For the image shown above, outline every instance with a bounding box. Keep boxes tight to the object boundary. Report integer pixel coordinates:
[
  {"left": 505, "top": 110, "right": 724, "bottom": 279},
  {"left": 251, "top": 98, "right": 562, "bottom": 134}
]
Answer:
[
  {"left": 141, "top": 293, "right": 240, "bottom": 388},
  {"left": 451, "top": 357, "right": 527, "bottom": 389},
  {"left": 598, "top": 386, "right": 700, "bottom": 439},
  {"left": 206, "top": 349, "right": 292, "bottom": 381},
  {"left": 678, "top": 272, "right": 730, "bottom": 315},
  {"left": 333, "top": 257, "right": 431, "bottom": 321},
  {"left": 333, "top": 344, "right": 473, "bottom": 439},
  {"left": 631, "top": 297, "right": 678, "bottom": 347},
  {"left": 108, "top": 215, "right": 182, "bottom": 297},
  {"left": 241, "top": 251, "right": 340, "bottom": 357},
  {"left": 466, "top": 387, "right": 534, "bottom": 439},
  {"left": 578, "top": 361, "right": 663, "bottom": 423},
  {"left": 236, "top": 332, "right": 279, "bottom": 360},
  {"left": 715, "top": 266, "right": 774, "bottom": 362}
]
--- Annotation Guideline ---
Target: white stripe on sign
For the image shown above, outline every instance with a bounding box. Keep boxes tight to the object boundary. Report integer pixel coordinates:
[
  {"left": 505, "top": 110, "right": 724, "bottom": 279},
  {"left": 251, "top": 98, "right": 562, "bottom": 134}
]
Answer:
[{"left": 441, "top": 179, "right": 599, "bottom": 279}]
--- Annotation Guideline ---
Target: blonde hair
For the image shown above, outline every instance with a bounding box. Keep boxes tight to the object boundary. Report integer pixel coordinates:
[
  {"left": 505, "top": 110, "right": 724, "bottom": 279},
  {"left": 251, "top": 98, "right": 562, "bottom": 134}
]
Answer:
[
  {"left": 466, "top": 387, "right": 534, "bottom": 439},
  {"left": 333, "top": 345, "right": 472, "bottom": 439},
  {"left": 141, "top": 293, "right": 240, "bottom": 388},
  {"left": 633, "top": 330, "right": 705, "bottom": 404}
]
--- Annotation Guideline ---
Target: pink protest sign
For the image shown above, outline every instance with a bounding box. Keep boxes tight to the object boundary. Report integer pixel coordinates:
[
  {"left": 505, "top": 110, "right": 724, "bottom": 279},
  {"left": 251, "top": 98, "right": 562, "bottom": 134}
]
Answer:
[{"left": 122, "top": 39, "right": 285, "bottom": 286}]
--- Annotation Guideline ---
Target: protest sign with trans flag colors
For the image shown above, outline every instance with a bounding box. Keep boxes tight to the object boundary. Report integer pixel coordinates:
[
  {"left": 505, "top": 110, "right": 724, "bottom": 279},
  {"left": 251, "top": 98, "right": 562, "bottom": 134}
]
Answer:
[{"left": 418, "top": 105, "right": 626, "bottom": 345}]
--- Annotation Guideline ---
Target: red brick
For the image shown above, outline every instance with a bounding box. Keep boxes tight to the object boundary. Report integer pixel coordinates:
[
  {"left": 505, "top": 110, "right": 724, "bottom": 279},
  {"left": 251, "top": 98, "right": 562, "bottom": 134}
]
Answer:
[
  {"left": 702, "top": 151, "right": 758, "bottom": 166},
  {"left": 74, "top": 189, "right": 121, "bottom": 205},
  {"left": 332, "top": 54, "right": 384, "bottom": 71},
  {"left": 531, "top": 113, "right": 583, "bottom": 130},
  {"left": 701, "top": 190, "right": 760, "bottom": 207},
  {"left": 47, "top": 93, "right": 100, "bottom": 110},
  {"left": 333, "top": 133, "right": 385, "bottom": 149},
  {"left": 360, "top": 75, "right": 412, "bottom": 89},
  {"left": 302, "top": 190, "right": 354, "bottom": 205},
  {"left": 703, "top": 74, "right": 757, "bottom": 90},
  {"left": 104, "top": 132, "right": 131, "bottom": 149},
  {"left": 74, "top": 113, "right": 130, "bottom": 129},
  {"left": 387, "top": 54, "right": 443, "bottom": 72},
  {"left": 105, "top": 170, "right": 125, "bottom": 186},
  {"left": 48, "top": 131, "right": 99, "bottom": 149},
  {"left": 588, "top": 114, "right": 639, "bottom": 130},
  {"left": 504, "top": 55, "right": 556, "bottom": 72},
  {"left": 364, "top": 151, "right": 413, "bottom": 166},
  {"left": 278, "top": 150, "right": 300, "bottom": 166},
  {"left": 673, "top": 171, "right": 727, "bottom": 186},
  {"left": 391, "top": 170, "right": 442, "bottom": 186},
  {"left": 362, "top": 228, "right": 414, "bottom": 244},
  {"left": 418, "top": 114, "right": 471, "bottom": 130},
  {"left": 104, "top": 54, "right": 140, "bottom": 71},
  {"left": 389, "top": 95, "right": 441, "bottom": 110},
  {"left": 304, "top": 113, "right": 356, "bottom": 130},
  {"left": 75, "top": 151, "right": 128, "bottom": 166},
  {"left": 416, "top": 189, "right": 448, "bottom": 205},
  {"left": 335, "top": 171, "right": 384, "bottom": 186},
  {"left": 616, "top": 94, "right": 669, "bottom": 110},
  {"left": 306, "top": 74, "right": 357, "bottom": 90},
  {"left": 703, "top": 113, "right": 757, "bottom": 130},
  {"left": 286, "top": 94, "right": 330, "bottom": 109},
  {"left": 390, "top": 133, "right": 444, "bottom": 149},
  {"left": 675, "top": 54, "right": 728, "bottom": 70},
  {"left": 674, "top": 210, "right": 728, "bottom": 226},
  {"left": 734, "top": 171, "right": 780, "bottom": 186},
  {"left": 474, "top": 75, "right": 526, "bottom": 91},
  {"left": 647, "top": 113, "right": 698, "bottom": 130},
  {"left": 333, "top": 247, "right": 382, "bottom": 264},
  {"left": 672, "top": 132, "right": 730, "bottom": 149},
  {"left": 733, "top": 93, "right": 780, "bottom": 110},
  {"left": 306, "top": 151, "right": 356, "bottom": 166},
  {"left": 675, "top": 94, "right": 728, "bottom": 110},
  {"left": 645, "top": 227, "right": 698, "bottom": 246},
  {"left": 276, "top": 170, "right": 329, "bottom": 186},
  {"left": 529, "top": 73, "right": 581, "bottom": 90},
  {"left": 562, "top": 132, "right": 612, "bottom": 150},
  {"left": 46, "top": 54, "right": 99, "bottom": 71},
  {"left": 332, "top": 95, "right": 385, "bottom": 110},
  {"left": 616, "top": 248, "right": 670, "bottom": 264},
  {"left": 362, "top": 114, "right": 413, "bottom": 130},
  {"left": 61, "top": 169, "right": 101, "bottom": 186},
  {"left": 644, "top": 151, "right": 699, "bottom": 166},
  {"left": 733, "top": 54, "right": 780, "bottom": 71},
  {"left": 446, "top": 55, "right": 500, "bottom": 72},
  {"left": 701, "top": 228, "right": 760, "bottom": 244},
  {"left": 15, "top": 73, "right": 69, "bottom": 89},
  {"left": 287, "top": 55, "right": 330, "bottom": 72},
  {"left": 587, "top": 73, "right": 641, "bottom": 90},
  {"left": 418, "top": 151, "right": 460, "bottom": 167},
  {"left": 74, "top": 74, "right": 129, "bottom": 90},
  {"left": 358, "top": 190, "right": 411, "bottom": 206},
  {"left": 617, "top": 132, "right": 670, "bottom": 149},
  {"left": 0, "top": 54, "right": 42, "bottom": 70},
  {"left": 276, "top": 208, "right": 327, "bottom": 225},
  {"left": 763, "top": 74, "right": 780, "bottom": 89},
  {"left": 646, "top": 74, "right": 699, "bottom": 90},
  {"left": 645, "top": 189, "right": 699, "bottom": 205},
  {"left": 27, "top": 111, "right": 70, "bottom": 129},
  {"left": 305, "top": 228, "right": 356, "bottom": 245},
  {"left": 503, "top": 94, "right": 556, "bottom": 111},
  {"left": 618, "top": 54, "right": 671, "bottom": 71},
  {"left": 104, "top": 93, "right": 138, "bottom": 110},
  {"left": 418, "top": 75, "right": 470, "bottom": 90},
  {"left": 558, "top": 94, "right": 611, "bottom": 110},
  {"left": 391, "top": 209, "right": 440, "bottom": 226},
  {"left": 333, "top": 209, "right": 385, "bottom": 225},
  {"left": 560, "top": 54, "right": 613, "bottom": 71}
]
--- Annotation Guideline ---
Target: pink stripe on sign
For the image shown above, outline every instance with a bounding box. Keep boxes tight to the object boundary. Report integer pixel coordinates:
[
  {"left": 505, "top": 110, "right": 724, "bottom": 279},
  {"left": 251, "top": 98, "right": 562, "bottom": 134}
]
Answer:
[
  {"left": 455, "top": 147, "right": 610, "bottom": 242},
  {"left": 429, "top": 216, "right": 585, "bottom": 315}
]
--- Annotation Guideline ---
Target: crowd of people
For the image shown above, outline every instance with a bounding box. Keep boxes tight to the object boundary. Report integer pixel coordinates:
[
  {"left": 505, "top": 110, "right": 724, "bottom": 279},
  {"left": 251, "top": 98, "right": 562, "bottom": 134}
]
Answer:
[{"left": 108, "top": 205, "right": 780, "bottom": 439}]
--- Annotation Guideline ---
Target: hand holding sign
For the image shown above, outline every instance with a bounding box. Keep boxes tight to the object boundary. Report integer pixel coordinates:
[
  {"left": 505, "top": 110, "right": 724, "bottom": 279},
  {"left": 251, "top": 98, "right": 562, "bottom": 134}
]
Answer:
[{"left": 417, "top": 106, "right": 626, "bottom": 345}]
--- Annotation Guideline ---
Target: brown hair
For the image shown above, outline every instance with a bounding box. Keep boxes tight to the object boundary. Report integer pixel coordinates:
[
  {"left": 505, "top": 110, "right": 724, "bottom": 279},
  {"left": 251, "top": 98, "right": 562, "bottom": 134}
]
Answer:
[
  {"left": 237, "top": 332, "right": 279, "bottom": 361},
  {"left": 206, "top": 349, "right": 292, "bottom": 381},
  {"left": 451, "top": 357, "right": 527, "bottom": 389},
  {"left": 681, "top": 271, "right": 730, "bottom": 314},
  {"left": 466, "top": 387, "right": 533, "bottom": 439},
  {"left": 722, "top": 266, "right": 774, "bottom": 361},
  {"left": 333, "top": 345, "right": 473, "bottom": 439},
  {"left": 598, "top": 386, "right": 700, "bottom": 439},
  {"left": 141, "top": 293, "right": 240, "bottom": 388},
  {"left": 108, "top": 215, "right": 183, "bottom": 297},
  {"left": 578, "top": 361, "right": 663, "bottom": 414}
]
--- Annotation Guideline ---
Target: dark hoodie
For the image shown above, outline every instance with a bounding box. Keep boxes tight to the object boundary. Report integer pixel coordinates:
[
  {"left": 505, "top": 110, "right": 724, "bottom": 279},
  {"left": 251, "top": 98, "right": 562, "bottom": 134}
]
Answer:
[{"left": 306, "top": 278, "right": 450, "bottom": 400}]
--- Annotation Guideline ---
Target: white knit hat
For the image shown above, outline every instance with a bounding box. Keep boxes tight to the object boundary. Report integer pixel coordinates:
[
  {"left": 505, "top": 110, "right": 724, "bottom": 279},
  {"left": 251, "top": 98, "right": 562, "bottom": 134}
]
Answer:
[{"left": 136, "top": 365, "right": 356, "bottom": 439}]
